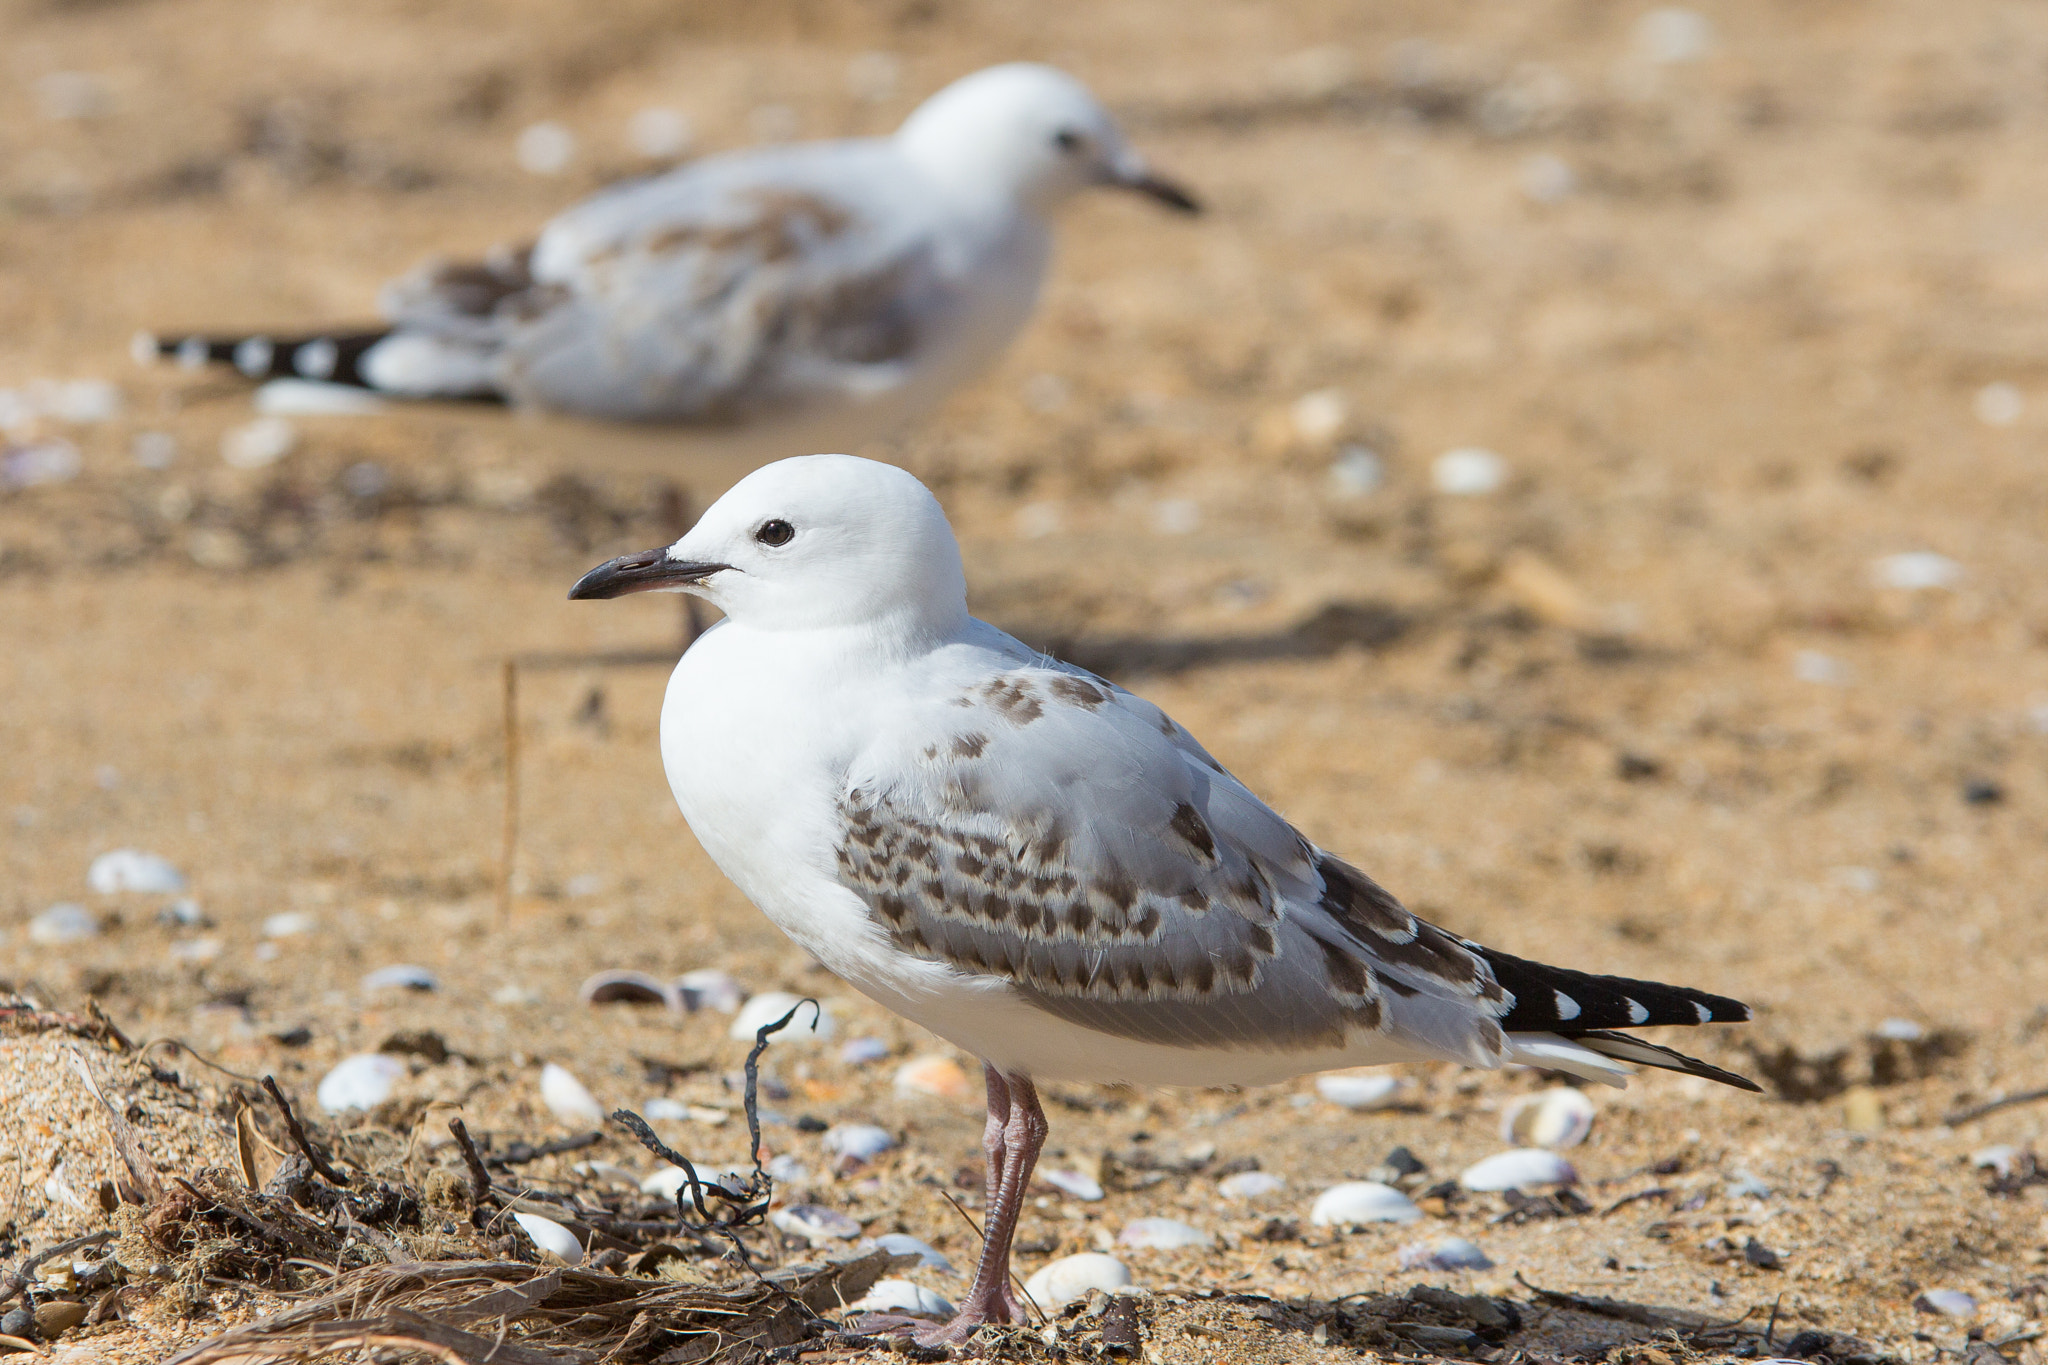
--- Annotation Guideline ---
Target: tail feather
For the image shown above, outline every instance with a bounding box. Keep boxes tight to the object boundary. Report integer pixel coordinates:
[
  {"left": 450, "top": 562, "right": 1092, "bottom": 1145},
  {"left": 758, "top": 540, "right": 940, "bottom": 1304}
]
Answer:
[
  {"left": 133, "top": 328, "right": 502, "bottom": 401},
  {"left": 1534, "top": 1029, "right": 1764, "bottom": 1093}
]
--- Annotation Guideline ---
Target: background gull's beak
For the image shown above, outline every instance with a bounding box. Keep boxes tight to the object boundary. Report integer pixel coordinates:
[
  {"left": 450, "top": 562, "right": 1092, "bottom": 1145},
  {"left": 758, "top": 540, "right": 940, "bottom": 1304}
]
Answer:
[
  {"left": 1112, "top": 154, "right": 1201, "bottom": 213},
  {"left": 568, "top": 547, "right": 728, "bottom": 600}
]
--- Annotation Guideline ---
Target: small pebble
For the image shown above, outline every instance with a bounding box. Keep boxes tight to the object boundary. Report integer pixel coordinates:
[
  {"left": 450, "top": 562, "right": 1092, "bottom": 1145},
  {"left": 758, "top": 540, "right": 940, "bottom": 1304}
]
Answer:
[
  {"left": 1874, "top": 552, "right": 1960, "bottom": 592},
  {"left": 316, "top": 1053, "right": 404, "bottom": 1112},
  {"left": 641, "top": 1097, "right": 691, "bottom": 1122},
  {"left": 1, "top": 440, "right": 81, "bottom": 489},
  {"left": 1875, "top": 1018, "right": 1925, "bottom": 1041},
  {"left": 1043, "top": 1169, "right": 1105, "bottom": 1202},
  {"left": 1329, "top": 445, "right": 1383, "bottom": 496},
  {"left": 1291, "top": 389, "right": 1349, "bottom": 446},
  {"left": 839, "top": 1036, "right": 890, "bottom": 1066},
  {"left": 1218, "top": 1170, "right": 1286, "bottom": 1199},
  {"left": 169, "top": 937, "right": 222, "bottom": 963},
  {"left": 1975, "top": 382, "right": 2023, "bottom": 427},
  {"left": 865, "top": 1233, "right": 954, "bottom": 1273},
  {"left": 513, "top": 1212, "right": 584, "bottom": 1265},
  {"left": 361, "top": 964, "right": 437, "bottom": 992},
  {"left": 729, "top": 991, "right": 833, "bottom": 1041},
  {"left": 822, "top": 1124, "right": 897, "bottom": 1163},
  {"left": 1963, "top": 779, "right": 2004, "bottom": 806},
  {"left": 540, "top": 1063, "right": 604, "bottom": 1123},
  {"left": 628, "top": 106, "right": 692, "bottom": 160},
  {"left": 1841, "top": 1085, "right": 1884, "bottom": 1132},
  {"left": 159, "top": 898, "right": 207, "bottom": 926},
  {"left": 1501, "top": 1087, "right": 1595, "bottom": 1149},
  {"left": 1915, "top": 1289, "right": 1977, "bottom": 1318},
  {"left": 27, "top": 903, "right": 98, "bottom": 945},
  {"left": 677, "top": 968, "right": 744, "bottom": 1013},
  {"left": 220, "top": 417, "right": 297, "bottom": 469},
  {"left": 1458, "top": 1149, "right": 1578, "bottom": 1191},
  {"left": 87, "top": 848, "right": 186, "bottom": 894},
  {"left": 893, "top": 1054, "right": 971, "bottom": 1099},
  {"left": 765, "top": 1154, "right": 810, "bottom": 1185},
  {"left": 851, "top": 1279, "right": 953, "bottom": 1320},
  {"left": 1119, "top": 1218, "right": 1210, "bottom": 1250},
  {"left": 1972, "top": 1145, "right": 2023, "bottom": 1177},
  {"left": 772, "top": 1203, "right": 863, "bottom": 1244},
  {"left": 1023, "top": 1253, "right": 1131, "bottom": 1310},
  {"left": 0, "top": 1306, "right": 30, "bottom": 1339},
  {"left": 579, "top": 970, "right": 676, "bottom": 1009},
  {"left": 1432, "top": 447, "right": 1507, "bottom": 496},
  {"left": 1744, "top": 1237, "right": 1783, "bottom": 1269},
  {"left": 1315, "top": 1072, "right": 1404, "bottom": 1110},
  {"left": 516, "top": 121, "right": 577, "bottom": 175},
  {"left": 1397, "top": 1236, "right": 1495, "bottom": 1271},
  {"left": 1310, "top": 1181, "right": 1423, "bottom": 1226},
  {"left": 31, "top": 1301, "right": 86, "bottom": 1339},
  {"left": 1724, "top": 1169, "right": 1771, "bottom": 1199},
  {"left": 262, "top": 911, "right": 315, "bottom": 938},
  {"left": 1793, "top": 650, "right": 1851, "bottom": 686}
]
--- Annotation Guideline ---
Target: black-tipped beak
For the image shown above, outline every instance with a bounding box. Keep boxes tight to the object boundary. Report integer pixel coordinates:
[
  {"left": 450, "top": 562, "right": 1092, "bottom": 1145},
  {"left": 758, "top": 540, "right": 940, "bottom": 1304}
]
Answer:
[
  {"left": 1122, "top": 171, "right": 1201, "bottom": 214},
  {"left": 568, "top": 547, "right": 728, "bottom": 600}
]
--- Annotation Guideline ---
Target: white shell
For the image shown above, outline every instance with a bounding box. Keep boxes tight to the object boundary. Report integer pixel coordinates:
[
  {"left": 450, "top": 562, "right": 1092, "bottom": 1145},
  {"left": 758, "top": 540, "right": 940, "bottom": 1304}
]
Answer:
[
  {"left": 676, "top": 968, "right": 744, "bottom": 1013},
  {"left": 1218, "top": 1171, "right": 1286, "bottom": 1200},
  {"left": 512, "top": 1212, "right": 584, "bottom": 1265},
  {"left": 27, "top": 903, "right": 98, "bottom": 945},
  {"left": 316, "top": 1054, "right": 404, "bottom": 1112},
  {"left": 1459, "top": 1148, "right": 1578, "bottom": 1191},
  {"left": 850, "top": 1279, "right": 954, "bottom": 1320},
  {"left": 1043, "top": 1169, "right": 1105, "bottom": 1201},
  {"left": 540, "top": 1063, "right": 604, "bottom": 1123},
  {"left": 571, "top": 1161, "right": 641, "bottom": 1187},
  {"left": 641, "top": 1097, "right": 691, "bottom": 1122},
  {"left": 838, "top": 1037, "right": 890, "bottom": 1066},
  {"left": 1500, "top": 1087, "right": 1595, "bottom": 1149},
  {"left": 729, "top": 992, "right": 834, "bottom": 1041},
  {"left": 1433, "top": 447, "right": 1507, "bottom": 496},
  {"left": 765, "top": 1154, "right": 809, "bottom": 1185},
  {"left": 1023, "top": 1253, "right": 1132, "bottom": 1311},
  {"left": 1118, "top": 1218, "right": 1211, "bottom": 1250},
  {"left": 865, "top": 1233, "right": 954, "bottom": 1273},
  {"left": 361, "top": 964, "right": 438, "bottom": 992},
  {"left": 1916, "top": 1289, "right": 1978, "bottom": 1318},
  {"left": 221, "top": 416, "right": 297, "bottom": 469},
  {"left": 641, "top": 1165, "right": 747, "bottom": 1201},
  {"left": 1309, "top": 1181, "right": 1423, "bottom": 1226},
  {"left": 262, "top": 911, "right": 315, "bottom": 938},
  {"left": 1874, "top": 555, "right": 1960, "bottom": 592},
  {"left": 1972, "top": 1145, "right": 2022, "bottom": 1177},
  {"left": 772, "top": 1203, "right": 862, "bottom": 1243},
  {"left": 87, "top": 849, "right": 186, "bottom": 895},
  {"left": 1315, "top": 1073, "right": 1404, "bottom": 1110},
  {"left": 1397, "top": 1236, "right": 1494, "bottom": 1271},
  {"left": 892, "top": 1055, "right": 971, "bottom": 1099},
  {"left": 822, "top": 1124, "right": 897, "bottom": 1163}
]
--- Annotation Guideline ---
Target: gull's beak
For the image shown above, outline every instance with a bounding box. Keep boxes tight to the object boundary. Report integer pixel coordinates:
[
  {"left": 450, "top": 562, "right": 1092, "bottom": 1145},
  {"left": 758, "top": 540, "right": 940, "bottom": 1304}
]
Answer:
[
  {"left": 1112, "top": 155, "right": 1201, "bottom": 214},
  {"left": 568, "top": 546, "right": 728, "bottom": 600}
]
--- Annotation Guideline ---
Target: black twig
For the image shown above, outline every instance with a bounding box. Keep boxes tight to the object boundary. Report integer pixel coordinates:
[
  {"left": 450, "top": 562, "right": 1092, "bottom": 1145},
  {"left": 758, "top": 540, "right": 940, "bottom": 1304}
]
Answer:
[
  {"left": 493, "top": 1132, "right": 604, "bottom": 1167},
  {"left": 1946, "top": 1087, "right": 2048, "bottom": 1125},
  {"left": 0, "top": 1231, "right": 117, "bottom": 1307},
  {"left": 739, "top": 999, "right": 816, "bottom": 1214},
  {"left": 447, "top": 1119, "right": 493, "bottom": 1206},
  {"left": 611, "top": 1111, "right": 723, "bottom": 1223},
  {"left": 261, "top": 1075, "right": 351, "bottom": 1187}
]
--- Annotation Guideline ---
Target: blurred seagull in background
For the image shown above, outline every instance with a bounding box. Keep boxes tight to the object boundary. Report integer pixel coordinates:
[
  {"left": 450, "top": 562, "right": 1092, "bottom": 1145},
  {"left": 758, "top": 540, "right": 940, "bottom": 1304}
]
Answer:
[
  {"left": 569, "top": 453, "right": 1758, "bottom": 1345},
  {"left": 138, "top": 63, "right": 1197, "bottom": 451}
]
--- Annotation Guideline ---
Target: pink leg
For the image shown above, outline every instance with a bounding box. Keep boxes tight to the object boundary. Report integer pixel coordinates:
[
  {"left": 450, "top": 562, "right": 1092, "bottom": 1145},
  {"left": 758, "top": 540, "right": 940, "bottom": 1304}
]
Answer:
[{"left": 917, "top": 1069, "right": 1049, "bottom": 1346}]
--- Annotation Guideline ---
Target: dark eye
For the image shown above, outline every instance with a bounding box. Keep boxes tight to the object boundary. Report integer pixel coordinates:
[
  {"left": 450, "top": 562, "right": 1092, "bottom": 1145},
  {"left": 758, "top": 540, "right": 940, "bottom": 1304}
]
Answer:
[
  {"left": 1052, "top": 129, "right": 1083, "bottom": 153},
  {"left": 754, "top": 519, "right": 794, "bottom": 547}
]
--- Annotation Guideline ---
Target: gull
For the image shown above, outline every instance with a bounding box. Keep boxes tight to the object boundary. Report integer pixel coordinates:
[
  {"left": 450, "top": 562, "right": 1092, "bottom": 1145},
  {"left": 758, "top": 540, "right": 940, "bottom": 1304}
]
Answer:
[
  {"left": 569, "top": 454, "right": 1757, "bottom": 1344},
  {"left": 137, "top": 64, "right": 1196, "bottom": 451}
]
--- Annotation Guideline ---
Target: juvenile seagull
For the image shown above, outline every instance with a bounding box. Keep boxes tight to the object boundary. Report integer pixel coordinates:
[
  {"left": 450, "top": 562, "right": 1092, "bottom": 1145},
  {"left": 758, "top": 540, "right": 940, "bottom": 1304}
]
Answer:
[
  {"left": 139, "top": 64, "right": 1195, "bottom": 449},
  {"left": 569, "top": 455, "right": 1757, "bottom": 1344}
]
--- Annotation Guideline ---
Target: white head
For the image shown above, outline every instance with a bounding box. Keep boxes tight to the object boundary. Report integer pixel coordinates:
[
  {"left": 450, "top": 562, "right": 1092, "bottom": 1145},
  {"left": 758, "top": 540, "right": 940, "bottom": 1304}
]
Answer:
[
  {"left": 894, "top": 63, "right": 1198, "bottom": 216},
  {"left": 569, "top": 454, "right": 969, "bottom": 639}
]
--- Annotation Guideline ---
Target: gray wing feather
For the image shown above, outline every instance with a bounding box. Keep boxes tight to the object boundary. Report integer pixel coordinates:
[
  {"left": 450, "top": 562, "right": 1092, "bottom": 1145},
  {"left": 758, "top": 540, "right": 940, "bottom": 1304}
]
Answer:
[{"left": 836, "top": 663, "right": 1513, "bottom": 1065}]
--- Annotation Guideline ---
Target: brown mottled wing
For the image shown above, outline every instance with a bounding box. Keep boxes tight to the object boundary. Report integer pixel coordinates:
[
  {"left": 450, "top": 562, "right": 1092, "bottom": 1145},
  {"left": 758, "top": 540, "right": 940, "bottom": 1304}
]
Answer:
[{"left": 835, "top": 664, "right": 1514, "bottom": 1065}]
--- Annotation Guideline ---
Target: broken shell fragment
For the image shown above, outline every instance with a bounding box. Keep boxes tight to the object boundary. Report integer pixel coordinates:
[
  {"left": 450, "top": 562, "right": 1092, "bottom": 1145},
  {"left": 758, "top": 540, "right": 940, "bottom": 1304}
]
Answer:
[
  {"left": 772, "top": 1203, "right": 862, "bottom": 1244},
  {"left": 1118, "top": 1218, "right": 1211, "bottom": 1250},
  {"left": 1500, "top": 1087, "right": 1595, "bottom": 1149},
  {"left": 513, "top": 1212, "right": 584, "bottom": 1265},
  {"left": 540, "top": 1063, "right": 604, "bottom": 1123},
  {"left": 893, "top": 1054, "right": 971, "bottom": 1099},
  {"left": 1310, "top": 1181, "right": 1423, "bottom": 1226},
  {"left": 579, "top": 970, "right": 678, "bottom": 1010},
  {"left": 1397, "top": 1236, "right": 1494, "bottom": 1271},
  {"left": 730, "top": 992, "right": 833, "bottom": 1041},
  {"left": 1024, "top": 1253, "right": 1131, "bottom": 1310},
  {"left": 1459, "top": 1148, "right": 1578, "bottom": 1191}
]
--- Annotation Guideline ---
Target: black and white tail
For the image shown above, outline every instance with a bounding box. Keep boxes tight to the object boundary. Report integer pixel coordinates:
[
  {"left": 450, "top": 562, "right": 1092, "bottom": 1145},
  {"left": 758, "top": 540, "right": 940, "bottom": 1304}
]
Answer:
[
  {"left": 132, "top": 327, "right": 503, "bottom": 401},
  {"left": 1478, "top": 944, "right": 1761, "bottom": 1091}
]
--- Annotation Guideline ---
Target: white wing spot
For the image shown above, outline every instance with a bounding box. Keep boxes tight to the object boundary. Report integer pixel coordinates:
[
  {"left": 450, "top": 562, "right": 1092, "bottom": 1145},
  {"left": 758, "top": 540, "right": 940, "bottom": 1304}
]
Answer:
[
  {"left": 1553, "top": 989, "right": 1580, "bottom": 1021},
  {"left": 295, "top": 338, "right": 339, "bottom": 379},
  {"left": 234, "top": 337, "right": 274, "bottom": 377},
  {"left": 175, "top": 336, "right": 208, "bottom": 369},
  {"left": 1625, "top": 997, "right": 1650, "bottom": 1024},
  {"left": 1693, "top": 1000, "right": 1713, "bottom": 1024}
]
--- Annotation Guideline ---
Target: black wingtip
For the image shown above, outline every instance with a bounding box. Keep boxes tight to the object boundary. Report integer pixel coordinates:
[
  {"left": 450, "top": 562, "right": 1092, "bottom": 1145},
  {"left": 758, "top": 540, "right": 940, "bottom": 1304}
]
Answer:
[{"left": 1478, "top": 944, "right": 1753, "bottom": 1034}]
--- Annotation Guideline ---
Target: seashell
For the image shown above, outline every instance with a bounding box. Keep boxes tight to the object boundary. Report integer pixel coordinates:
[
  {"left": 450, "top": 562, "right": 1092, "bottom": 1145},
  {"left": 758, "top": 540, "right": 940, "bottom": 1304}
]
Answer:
[
  {"left": 1500, "top": 1087, "right": 1595, "bottom": 1149},
  {"left": 1724, "top": 1169, "right": 1771, "bottom": 1199},
  {"left": 765, "top": 1154, "right": 809, "bottom": 1185},
  {"left": 1315, "top": 1072, "right": 1403, "bottom": 1111},
  {"left": 864, "top": 1233, "right": 954, "bottom": 1273},
  {"left": 1023, "top": 1254, "right": 1131, "bottom": 1311},
  {"left": 160, "top": 898, "right": 208, "bottom": 926},
  {"left": 579, "top": 970, "right": 677, "bottom": 1010},
  {"left": 316, "top": 1054, "right": 404, "bottom": 1112},
  {"left": 221, "top": 416, "right": 297, "bottom": 469},
  {"left": 540, "top": 1063, "right": 604, "bottom": 1123},
  {"left": 1310, "top": 1181, "right": 1423, "bottom": 1226},
  {"left": 641, "top": 1097, "right": 690, "bottom": 1121},
  {"left": 1397, "top": 1236, "right": 1494, "bottom": 1271},
  {"left": 772, "top": 1203, "right": 863, "bottom": 1244},
  {"left": 850, "top": 1279, "right": 955, "bottom": 1320},
  {"left": 516, "top": 121, "right": 576, "bottom": 176},
  {"left": 1972, "top": 1145, "right": 2023, "bottom": 1178},
  {"left": 1874, "top": 1017, "right": 1925, "bottom": 1041},
  {"left": 169, "top": 937, "right": 222, "bottom": 963},
  {"left": 27, "top": 903, "right": 98, "bottom": 945},
  {"left": 822, "top": 1124, "right": 896, "bottom": 1163},
  {"left": 87, "top": 849, "right": 186, "bottom": 895},
  {"left": 1330, "top": 446, "right": 1383, "bottom": 496},
  {"left": 571, "top": 1161, "right": 641, "bottom": 1187},
  {"left": 262, "top": 911, "right": 315, "bottom": 938},
  {"left": 893, "top": 1055, "right": 971, "bottom": 1099},
  {"left": 1291, "top": 389, "right": 1349, "bottom": 446},
  {"left": 838, "top": 1036, "right": 890, "bottom": 1066},
  {"left": 1118, "top": 1218, "right": 1211, "bottom": 1250},
  {"left": 31, "top": 1301, "right": 87, "bottom": 1340},
  {"left": 513, "top": 1212, "right": 584, "bottom": 1265},
  {"left": 641, "top": 1165, "right": 748, "bottom": 1201},
  {"left": 1432, "top": 448, "right": 1506, "bottom": 496},
  {"left": 361, "top": 964, "right": 438, "bottom": 993},
  {"left": 1042, "top": 1169, "right": 1104, "bottom": 1202},
  {"left": 1875, "top": 553, "right": 1961, "bottom": 592},
  {"left": 1218, "top": 1171, "right": 1286, "bottom": 1200},
  {"left": 729, "top": 992, "right": 833, "bottom": 1042},
  {"left": 1459, "top": 1148, "right": 1578, "bottom": 1192},
  {"left": 1915, "top": 1290, "right": 1977, "bottom": 1318},
  {"left": 677, "top": 968, "right": 744, "bottom": 1013}
]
